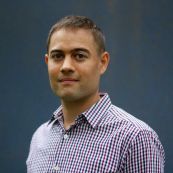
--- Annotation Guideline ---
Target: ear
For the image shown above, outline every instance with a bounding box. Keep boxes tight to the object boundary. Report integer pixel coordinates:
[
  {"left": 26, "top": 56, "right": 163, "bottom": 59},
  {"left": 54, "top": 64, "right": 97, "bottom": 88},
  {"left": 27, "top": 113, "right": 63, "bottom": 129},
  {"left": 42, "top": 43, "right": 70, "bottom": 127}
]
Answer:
[
  {"left": 100, "top": 51, "right": 110, "bottom": 75},
  {"left": 45, "top": 54, "right": 49, "bottom": 65}
]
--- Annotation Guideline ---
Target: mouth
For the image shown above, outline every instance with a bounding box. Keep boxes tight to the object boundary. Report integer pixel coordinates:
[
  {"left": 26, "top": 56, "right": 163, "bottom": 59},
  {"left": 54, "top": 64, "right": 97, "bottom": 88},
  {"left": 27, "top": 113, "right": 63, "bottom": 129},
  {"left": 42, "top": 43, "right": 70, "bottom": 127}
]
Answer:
[{"left": 58, "top": 78, "right": 79, "bottom": 84}]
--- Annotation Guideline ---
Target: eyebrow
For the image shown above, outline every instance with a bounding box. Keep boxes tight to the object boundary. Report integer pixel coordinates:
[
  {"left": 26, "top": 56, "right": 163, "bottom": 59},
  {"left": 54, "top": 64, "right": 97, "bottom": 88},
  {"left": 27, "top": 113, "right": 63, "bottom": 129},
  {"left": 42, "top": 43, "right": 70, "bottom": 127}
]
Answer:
[
  {"left": 50, "top": 49, "right": 63, "bottom": 54},
  {"left": 50, "top": 48, "right": 90, "bottom": 55},
  {"left": 72, "top": 48, "right": 90, "bottom": 54}
]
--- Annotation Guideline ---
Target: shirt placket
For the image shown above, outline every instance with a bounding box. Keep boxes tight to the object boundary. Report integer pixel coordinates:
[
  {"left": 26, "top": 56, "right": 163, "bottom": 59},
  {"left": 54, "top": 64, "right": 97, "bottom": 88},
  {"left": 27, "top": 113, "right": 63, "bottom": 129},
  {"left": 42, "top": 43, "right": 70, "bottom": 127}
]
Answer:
[
  {"left": 52, "top": 119, "right": 71, "bottom": 173},
  {"left": 51, "top": 115, "right": 85, "bottom": 173}
]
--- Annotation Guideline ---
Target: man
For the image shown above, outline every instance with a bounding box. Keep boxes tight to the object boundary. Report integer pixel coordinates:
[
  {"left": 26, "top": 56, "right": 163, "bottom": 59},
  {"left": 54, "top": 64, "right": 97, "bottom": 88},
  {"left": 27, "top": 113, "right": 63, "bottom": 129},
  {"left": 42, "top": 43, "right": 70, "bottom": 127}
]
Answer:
[{"left": 26, "top": 15, "right": 165, "bottom": 172}]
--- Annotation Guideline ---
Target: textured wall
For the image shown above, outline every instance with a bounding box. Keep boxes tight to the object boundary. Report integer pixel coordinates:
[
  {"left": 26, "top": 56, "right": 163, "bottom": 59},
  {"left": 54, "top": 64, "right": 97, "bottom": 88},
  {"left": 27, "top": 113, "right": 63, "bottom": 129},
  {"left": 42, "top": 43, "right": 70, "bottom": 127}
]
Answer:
[{"left": 0, "top": 0, "right": 172, "bottom": 172}]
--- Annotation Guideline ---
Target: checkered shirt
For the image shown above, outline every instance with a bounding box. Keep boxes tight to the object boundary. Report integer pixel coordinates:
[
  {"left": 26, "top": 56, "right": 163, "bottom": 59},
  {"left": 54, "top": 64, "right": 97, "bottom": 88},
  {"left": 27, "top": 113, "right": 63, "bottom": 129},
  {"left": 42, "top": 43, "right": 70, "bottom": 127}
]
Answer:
[{"left": 26, "top": 93, "right": 165, "bottom": 172}]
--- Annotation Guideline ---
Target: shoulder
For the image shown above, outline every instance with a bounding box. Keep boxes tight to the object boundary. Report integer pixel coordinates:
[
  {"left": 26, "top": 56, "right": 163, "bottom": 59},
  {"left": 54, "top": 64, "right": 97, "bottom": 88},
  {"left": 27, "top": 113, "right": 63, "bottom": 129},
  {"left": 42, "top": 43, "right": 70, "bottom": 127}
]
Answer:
[
  {"left": 108, "top": 104, "right": 155, "bottom": 133},
  {"left": 29, "top": 121, "right": 50, "bottom": 150},
  {"left": 105, "top": 105, "right": 165, "bottom": 168},
  {"left": 100, "top": 104, "right": 162, "bottom": 147},
  {"left": 32, "top": 121, "right": 49, "bottom": 137},
  {"left": 26, "top": 121, "right": 49, "bottom": 163}
]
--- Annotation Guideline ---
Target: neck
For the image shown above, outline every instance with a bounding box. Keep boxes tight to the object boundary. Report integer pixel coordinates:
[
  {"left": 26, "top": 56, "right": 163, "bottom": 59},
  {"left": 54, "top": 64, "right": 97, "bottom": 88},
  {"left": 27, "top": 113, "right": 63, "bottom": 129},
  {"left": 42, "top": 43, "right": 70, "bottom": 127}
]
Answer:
[{"left": 61, "top": 93, "right": 100, "bottom": 129}]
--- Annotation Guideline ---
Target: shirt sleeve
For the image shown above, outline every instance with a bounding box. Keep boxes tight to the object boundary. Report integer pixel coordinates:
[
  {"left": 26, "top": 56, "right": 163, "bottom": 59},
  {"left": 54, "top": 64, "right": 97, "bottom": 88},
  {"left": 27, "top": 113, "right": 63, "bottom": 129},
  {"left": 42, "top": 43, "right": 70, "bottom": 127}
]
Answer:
[{"left": 122, "top": 130, "right": 165, "bottom": 173}]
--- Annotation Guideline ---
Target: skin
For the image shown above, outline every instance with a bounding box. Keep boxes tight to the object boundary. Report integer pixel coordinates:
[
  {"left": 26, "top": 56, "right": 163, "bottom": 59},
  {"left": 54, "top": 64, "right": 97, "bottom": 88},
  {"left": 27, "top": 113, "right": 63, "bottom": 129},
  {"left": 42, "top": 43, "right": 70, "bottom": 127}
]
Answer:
[{"left": 45, "top": 28, "right": 109, "bottom": 129}]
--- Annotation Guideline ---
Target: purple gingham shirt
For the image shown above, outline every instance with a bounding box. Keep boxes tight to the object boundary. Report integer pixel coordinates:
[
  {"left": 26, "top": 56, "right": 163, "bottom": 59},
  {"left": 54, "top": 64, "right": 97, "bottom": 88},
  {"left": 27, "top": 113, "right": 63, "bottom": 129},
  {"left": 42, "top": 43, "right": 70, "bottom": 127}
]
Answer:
[{"left": 26, "top": 93, "right": 165, "bottom": 172}]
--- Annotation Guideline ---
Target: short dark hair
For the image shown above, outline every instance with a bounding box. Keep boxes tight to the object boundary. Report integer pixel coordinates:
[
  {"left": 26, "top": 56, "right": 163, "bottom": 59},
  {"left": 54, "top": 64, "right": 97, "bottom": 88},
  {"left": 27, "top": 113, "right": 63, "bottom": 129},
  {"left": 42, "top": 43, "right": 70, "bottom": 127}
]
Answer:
[{"left": 46, "top": 15, "right": 106, "bottom": 54}]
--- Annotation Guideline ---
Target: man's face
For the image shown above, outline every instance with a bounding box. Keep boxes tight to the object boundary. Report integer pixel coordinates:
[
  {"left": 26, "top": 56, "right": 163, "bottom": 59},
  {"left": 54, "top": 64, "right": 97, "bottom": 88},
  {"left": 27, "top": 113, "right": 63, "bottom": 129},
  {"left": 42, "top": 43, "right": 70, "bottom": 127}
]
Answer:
[{"left": 45, "top": 28, "right": 109, "bottom": 102}]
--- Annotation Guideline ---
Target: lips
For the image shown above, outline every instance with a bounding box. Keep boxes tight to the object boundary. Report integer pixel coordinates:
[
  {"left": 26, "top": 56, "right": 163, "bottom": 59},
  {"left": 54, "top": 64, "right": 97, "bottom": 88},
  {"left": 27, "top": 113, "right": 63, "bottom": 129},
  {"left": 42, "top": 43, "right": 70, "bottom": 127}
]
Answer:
[{"left": 58, "top": 78, "right": 79, "bottom": 84}]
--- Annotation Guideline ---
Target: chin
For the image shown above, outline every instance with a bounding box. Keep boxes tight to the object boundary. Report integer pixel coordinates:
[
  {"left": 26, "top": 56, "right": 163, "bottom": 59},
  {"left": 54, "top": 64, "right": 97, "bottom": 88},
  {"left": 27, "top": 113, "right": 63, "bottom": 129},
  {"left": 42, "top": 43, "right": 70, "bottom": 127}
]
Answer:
[
  {"left": 60, "top": 95, "right": 79, "bottom": 102},
  {"left": 56, "top": 92, "right": 78, "bottom": 101}
]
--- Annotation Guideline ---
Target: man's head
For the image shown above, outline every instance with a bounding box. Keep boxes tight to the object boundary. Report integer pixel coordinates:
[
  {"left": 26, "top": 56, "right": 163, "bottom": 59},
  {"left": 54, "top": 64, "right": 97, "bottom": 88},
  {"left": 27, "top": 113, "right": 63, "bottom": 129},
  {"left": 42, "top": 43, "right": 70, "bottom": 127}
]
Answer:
[
  {"left": 45, "top": 15, "right": 109, "bottom": 103},
  {"left": 46, "top": 15, "right": 106, "bottom": 55}
]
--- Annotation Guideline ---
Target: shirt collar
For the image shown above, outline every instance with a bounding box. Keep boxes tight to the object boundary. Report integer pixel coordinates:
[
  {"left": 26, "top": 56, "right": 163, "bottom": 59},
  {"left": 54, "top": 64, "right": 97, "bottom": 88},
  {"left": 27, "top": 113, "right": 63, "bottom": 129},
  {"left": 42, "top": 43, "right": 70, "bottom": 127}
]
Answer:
[
  {"left": 48, "top": 93, "right": 112, "bottom": 129},
  {"left": 83, "top": 93, "right": 111, "bottom": 128},
  {"left": 48, "top": 105, "right": 63, "bottom": 125}
]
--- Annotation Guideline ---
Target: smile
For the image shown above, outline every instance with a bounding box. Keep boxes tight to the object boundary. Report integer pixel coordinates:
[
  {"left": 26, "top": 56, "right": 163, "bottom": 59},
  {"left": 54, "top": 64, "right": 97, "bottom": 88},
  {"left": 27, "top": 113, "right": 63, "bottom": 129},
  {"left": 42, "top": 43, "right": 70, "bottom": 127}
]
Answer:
[{"left": 58, "top": 78, "right": 79, "bottom": 84}]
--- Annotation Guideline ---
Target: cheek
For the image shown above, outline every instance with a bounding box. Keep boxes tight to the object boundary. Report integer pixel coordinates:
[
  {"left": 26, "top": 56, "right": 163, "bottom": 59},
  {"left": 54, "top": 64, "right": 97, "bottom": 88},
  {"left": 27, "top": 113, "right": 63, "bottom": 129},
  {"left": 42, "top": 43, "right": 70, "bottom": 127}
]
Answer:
[
  {"left": 83, "top": 65, "right": 101, "bottom": 81},
  {"left": 48, "top": 64, "right": 59, "bottom": 78}
]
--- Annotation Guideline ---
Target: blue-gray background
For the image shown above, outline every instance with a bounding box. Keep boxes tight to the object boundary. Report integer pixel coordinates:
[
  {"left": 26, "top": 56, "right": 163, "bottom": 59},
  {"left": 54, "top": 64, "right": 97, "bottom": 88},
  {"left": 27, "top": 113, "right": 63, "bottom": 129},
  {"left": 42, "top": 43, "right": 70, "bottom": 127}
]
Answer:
[{"left": 0, "top": 0, "right": 172, "bottom": 172}]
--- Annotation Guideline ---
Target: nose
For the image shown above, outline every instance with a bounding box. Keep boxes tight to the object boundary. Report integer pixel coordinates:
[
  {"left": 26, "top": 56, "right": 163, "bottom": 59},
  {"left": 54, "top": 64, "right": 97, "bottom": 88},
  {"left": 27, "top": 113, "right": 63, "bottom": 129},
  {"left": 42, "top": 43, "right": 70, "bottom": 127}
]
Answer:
[{"left": 60, "top": 57, "right": 74, "bottom": 73}]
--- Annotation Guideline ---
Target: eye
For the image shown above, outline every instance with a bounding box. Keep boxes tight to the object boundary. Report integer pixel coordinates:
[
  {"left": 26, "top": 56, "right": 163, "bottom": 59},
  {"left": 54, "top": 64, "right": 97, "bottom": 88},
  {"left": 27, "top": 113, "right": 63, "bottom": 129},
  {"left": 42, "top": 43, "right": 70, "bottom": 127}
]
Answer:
[
  {"left": 51, "top": 52, "right": 64, "bottom": 61},
  {"left": 74, "top": 52, "right": 87, "bottom": 61}
]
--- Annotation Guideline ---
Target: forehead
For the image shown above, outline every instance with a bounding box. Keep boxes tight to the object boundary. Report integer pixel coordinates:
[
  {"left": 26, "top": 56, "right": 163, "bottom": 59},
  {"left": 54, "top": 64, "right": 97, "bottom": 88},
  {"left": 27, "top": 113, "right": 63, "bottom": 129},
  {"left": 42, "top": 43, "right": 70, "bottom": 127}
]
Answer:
[{"left": 49, "top": 28, "right": 98, "bottom": 52}]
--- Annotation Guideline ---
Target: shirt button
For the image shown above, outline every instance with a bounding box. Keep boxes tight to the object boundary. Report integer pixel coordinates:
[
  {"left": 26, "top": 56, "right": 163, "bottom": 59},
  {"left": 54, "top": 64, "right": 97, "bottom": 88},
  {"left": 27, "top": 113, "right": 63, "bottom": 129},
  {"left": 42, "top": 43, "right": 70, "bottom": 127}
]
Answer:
[
  {"left": 53, "top": 165, "right": 60, "bottom": 171},
  {"left": 64, "top": 134, "right": 69, "bottom": 139}
]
